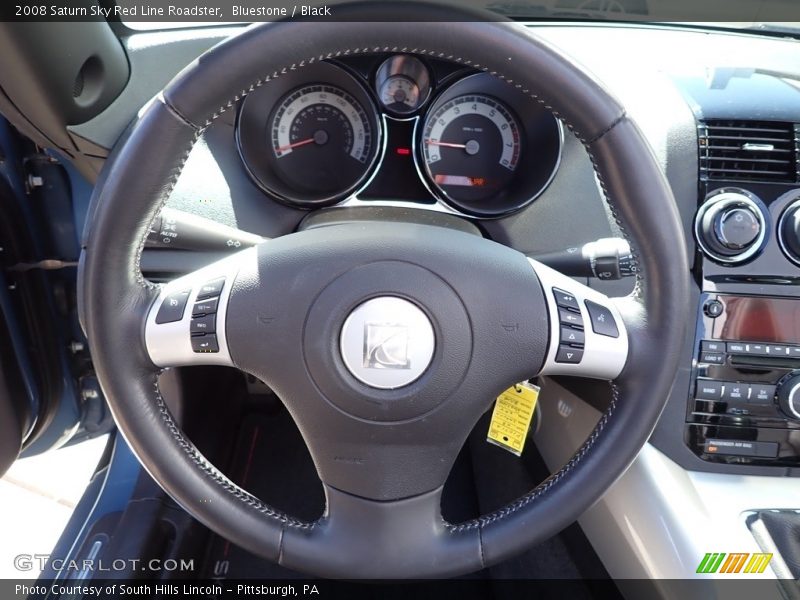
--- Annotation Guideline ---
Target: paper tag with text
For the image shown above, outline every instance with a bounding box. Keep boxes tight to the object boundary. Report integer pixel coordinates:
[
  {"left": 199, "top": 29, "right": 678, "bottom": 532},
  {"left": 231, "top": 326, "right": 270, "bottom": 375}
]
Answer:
[{"left": 487, "top": 382, "right": 540, "bottom": 456}]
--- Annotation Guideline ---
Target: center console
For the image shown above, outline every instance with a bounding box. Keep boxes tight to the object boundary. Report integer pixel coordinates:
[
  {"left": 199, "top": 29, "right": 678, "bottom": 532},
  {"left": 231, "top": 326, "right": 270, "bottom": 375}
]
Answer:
[
  {"left": 688, "top": 293, "right": 800, "bottom": 466},
  {"left": 687, "top": 120, "right": 800, "bottom": 468}
]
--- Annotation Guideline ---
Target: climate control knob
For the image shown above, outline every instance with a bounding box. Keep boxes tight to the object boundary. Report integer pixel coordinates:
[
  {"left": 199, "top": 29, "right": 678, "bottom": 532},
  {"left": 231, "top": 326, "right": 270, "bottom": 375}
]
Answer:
[
  {"left": 714, "top": 206, "right": 760, "bottom": 249},
  {"left": 777, "top": 373, "right": 800, "bottom": 421},
  {"left": 695, "top": 189, "right": 766, "bottom": 264},
  {"left": 778, "top": 200, "right": 800, "bottom": 266}
]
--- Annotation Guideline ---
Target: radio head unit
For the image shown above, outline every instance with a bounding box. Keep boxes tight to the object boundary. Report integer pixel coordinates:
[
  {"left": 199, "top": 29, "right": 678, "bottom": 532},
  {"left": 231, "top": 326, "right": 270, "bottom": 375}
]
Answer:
[
  {"left": 687, "top": 294, "right": 800, "bottom": 467},
  {"left": 713, "top": 295, "right": 800, "bottom": 346}
]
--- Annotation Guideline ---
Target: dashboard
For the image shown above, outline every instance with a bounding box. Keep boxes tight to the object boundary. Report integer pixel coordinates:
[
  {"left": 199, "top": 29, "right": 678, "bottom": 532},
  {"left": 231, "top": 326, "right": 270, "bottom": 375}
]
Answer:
[
  {"left": 66, "top": 23, "right": 800, "bottom": 478},
  {"left": 39, "top": 21, "right": 800, "bottom": 584},
  {"left": 235, "top": 55, "right": 562, "bottom": 217}
]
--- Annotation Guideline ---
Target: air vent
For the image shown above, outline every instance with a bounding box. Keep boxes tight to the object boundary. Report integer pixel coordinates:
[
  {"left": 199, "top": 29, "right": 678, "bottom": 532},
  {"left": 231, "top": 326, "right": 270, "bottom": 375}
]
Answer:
[{"left": 698, "top": 120, "right": 800, "bottom": 183}]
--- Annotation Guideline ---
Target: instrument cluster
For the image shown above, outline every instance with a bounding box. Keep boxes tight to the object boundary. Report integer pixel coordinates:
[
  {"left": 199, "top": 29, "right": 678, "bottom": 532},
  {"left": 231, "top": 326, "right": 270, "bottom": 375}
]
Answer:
[{"left": 236, "top": 54, "right": 562, "bottom": 218}]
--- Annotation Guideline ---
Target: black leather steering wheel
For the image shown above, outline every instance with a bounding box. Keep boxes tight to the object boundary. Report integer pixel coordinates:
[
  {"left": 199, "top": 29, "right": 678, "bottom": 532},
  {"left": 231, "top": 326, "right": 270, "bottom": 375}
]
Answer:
[{"left": 79, "top": 2, "right": 689, "bottom": 578}]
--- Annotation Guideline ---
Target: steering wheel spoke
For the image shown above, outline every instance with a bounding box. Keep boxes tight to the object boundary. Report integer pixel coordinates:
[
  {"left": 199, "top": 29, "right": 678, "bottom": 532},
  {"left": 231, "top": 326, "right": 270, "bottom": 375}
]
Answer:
[
  {"left": 529, "top": 258, "right": 629, "bottom": 380},
  {"left": 144, "top": 249, "right": 253, "bottom": 368},
  {"left": 268, "top": 373, "right": 481, "bottom": 502}
]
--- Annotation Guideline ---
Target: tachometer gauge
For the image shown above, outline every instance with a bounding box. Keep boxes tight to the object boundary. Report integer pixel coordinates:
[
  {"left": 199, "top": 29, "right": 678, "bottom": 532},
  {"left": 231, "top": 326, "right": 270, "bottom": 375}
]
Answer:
[
  {"left": 417, "top": 72, "right": 562, "bottom": 218},
  {"left": 422, "top": 94, "right": 521, "bottom": 205},
  {"left": 269, "top": 84, "right": 374, "bottom": 199}
]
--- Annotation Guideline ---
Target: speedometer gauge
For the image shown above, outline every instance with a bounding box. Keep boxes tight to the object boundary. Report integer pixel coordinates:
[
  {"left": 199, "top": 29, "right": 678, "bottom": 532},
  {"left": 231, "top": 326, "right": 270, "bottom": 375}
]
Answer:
[
  {"left": 422, "top": 94, "right": 521, "bottom": 206},
  {"left": 269, "top": 85, "right": 374, "bottom": 198},
  {"left": 236, "top": 62, "right": 381, "bottom": 208}
]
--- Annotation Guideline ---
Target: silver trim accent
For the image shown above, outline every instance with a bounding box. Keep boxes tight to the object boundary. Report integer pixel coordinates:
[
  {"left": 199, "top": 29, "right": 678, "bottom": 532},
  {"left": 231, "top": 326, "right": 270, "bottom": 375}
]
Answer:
[
  {"left": 694, "top": 188, "right": 768, "bottom": 265},
  {"left": 144, "top": 250, "right": 249, "bottom": 368},
  {"left": 776, "top": 197, "right": 800, "bottom": 267},
  {"left": 529, "top": 258, "right": 628, "bottom": 380},
  {"left": 748, "top": 515, "right": 800, "bottom": 589},
  {"left": 786, "top": 382, "right": 800, "bottom": 420},
  {"left": 534, "top": 379, "right": 791, "bottom": 584},
  {"left": 742, "top": 143, "right": 775, "bottom": 152},
  {"left": 343, "top": 96, "right": 564, "bottom": 220},
  {"left": 342, "top": 112, "right": 391, "bottom": 202},
  {"left": 339, "top": 297, "right": 435, "bottom": 390},
  {"left": 340, "top": 115, "right": 470, "bottom": 219}
]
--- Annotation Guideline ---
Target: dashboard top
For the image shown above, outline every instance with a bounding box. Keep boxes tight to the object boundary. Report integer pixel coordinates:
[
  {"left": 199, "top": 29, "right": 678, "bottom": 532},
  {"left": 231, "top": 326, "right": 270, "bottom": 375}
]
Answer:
[
  {"left": 132, "top": 21, "right": 800, "bottom": 479},
  {"left": 234, "top": 56, "right": 563, "bottom": 219}
]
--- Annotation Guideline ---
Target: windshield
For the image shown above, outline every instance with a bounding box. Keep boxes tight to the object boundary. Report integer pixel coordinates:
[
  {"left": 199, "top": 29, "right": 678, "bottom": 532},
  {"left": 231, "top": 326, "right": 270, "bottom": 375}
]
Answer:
[{"left": 112, "top": 0, "right": 800, "bottom": 32}]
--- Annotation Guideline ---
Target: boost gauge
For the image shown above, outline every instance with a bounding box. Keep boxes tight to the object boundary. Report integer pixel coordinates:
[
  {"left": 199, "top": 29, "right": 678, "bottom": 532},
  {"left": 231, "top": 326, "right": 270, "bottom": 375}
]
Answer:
[
  {"left": 379, "top": 76, "right": 421, "bottom": 114},
  {"left": 375, "top": 55, "right": 431, "bottom": 115}
]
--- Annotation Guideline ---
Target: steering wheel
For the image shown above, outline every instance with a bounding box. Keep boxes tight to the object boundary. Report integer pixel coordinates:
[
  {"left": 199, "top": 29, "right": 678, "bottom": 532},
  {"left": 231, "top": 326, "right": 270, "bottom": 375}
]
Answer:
[{"left": 80, "top": 2, "right": 688, "bottom": 578}]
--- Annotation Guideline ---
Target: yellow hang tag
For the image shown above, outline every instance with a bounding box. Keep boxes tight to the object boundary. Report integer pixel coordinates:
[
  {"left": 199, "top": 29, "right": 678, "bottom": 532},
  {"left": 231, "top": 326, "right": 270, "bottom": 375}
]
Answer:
[{"left": 487, "top": 382, "right": 540, "bottom": 456}]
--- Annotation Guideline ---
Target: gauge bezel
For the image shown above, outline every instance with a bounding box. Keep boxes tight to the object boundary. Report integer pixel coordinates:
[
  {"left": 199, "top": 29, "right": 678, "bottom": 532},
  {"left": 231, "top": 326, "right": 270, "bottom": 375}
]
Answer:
[
  {"left": 236, "top": 62, "right": 383, "bottom": 208},
  {"left": 416, "top": 72, "right": 562, "bottom": 218}
]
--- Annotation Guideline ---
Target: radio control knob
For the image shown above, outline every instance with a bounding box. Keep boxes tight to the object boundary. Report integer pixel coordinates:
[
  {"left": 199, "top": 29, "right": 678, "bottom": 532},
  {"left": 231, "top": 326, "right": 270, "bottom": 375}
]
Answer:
[
  {"left": 778, "top": 201, "right": 800, "bottom": 265},
  {"left": 777, "top": 374, "right": 800, "bottom": 421},
  {"left": 695, "top": 190, "right": 766, "bottom": 264}
]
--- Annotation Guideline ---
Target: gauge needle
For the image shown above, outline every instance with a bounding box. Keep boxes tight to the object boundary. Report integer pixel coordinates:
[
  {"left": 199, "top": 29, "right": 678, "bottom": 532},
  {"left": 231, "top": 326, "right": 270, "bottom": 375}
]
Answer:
[
  {"left": 426, "top": 140, "right": 467, "bottom": 149},
  {"left": 427, "top": 139, "right": 480, "bottom": 156},
  {"left": 274, "top": 137, "right": 315, "bottom": 153}
]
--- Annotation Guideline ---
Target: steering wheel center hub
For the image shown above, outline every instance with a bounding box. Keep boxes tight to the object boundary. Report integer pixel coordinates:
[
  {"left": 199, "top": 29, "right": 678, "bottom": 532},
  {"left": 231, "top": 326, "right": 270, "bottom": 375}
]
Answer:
[{"left": 340, "top": 296, "right": 435, "bottom": 389}]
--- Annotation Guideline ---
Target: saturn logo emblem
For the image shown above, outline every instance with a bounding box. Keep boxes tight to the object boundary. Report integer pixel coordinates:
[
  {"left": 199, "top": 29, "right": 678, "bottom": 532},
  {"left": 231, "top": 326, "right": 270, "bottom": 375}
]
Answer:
[
  {"left": 340, "top": 297, "right": 435, "bottom": 389},
  {"left": 363, "top": 323, "right": 411, "bottom": 369}
]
